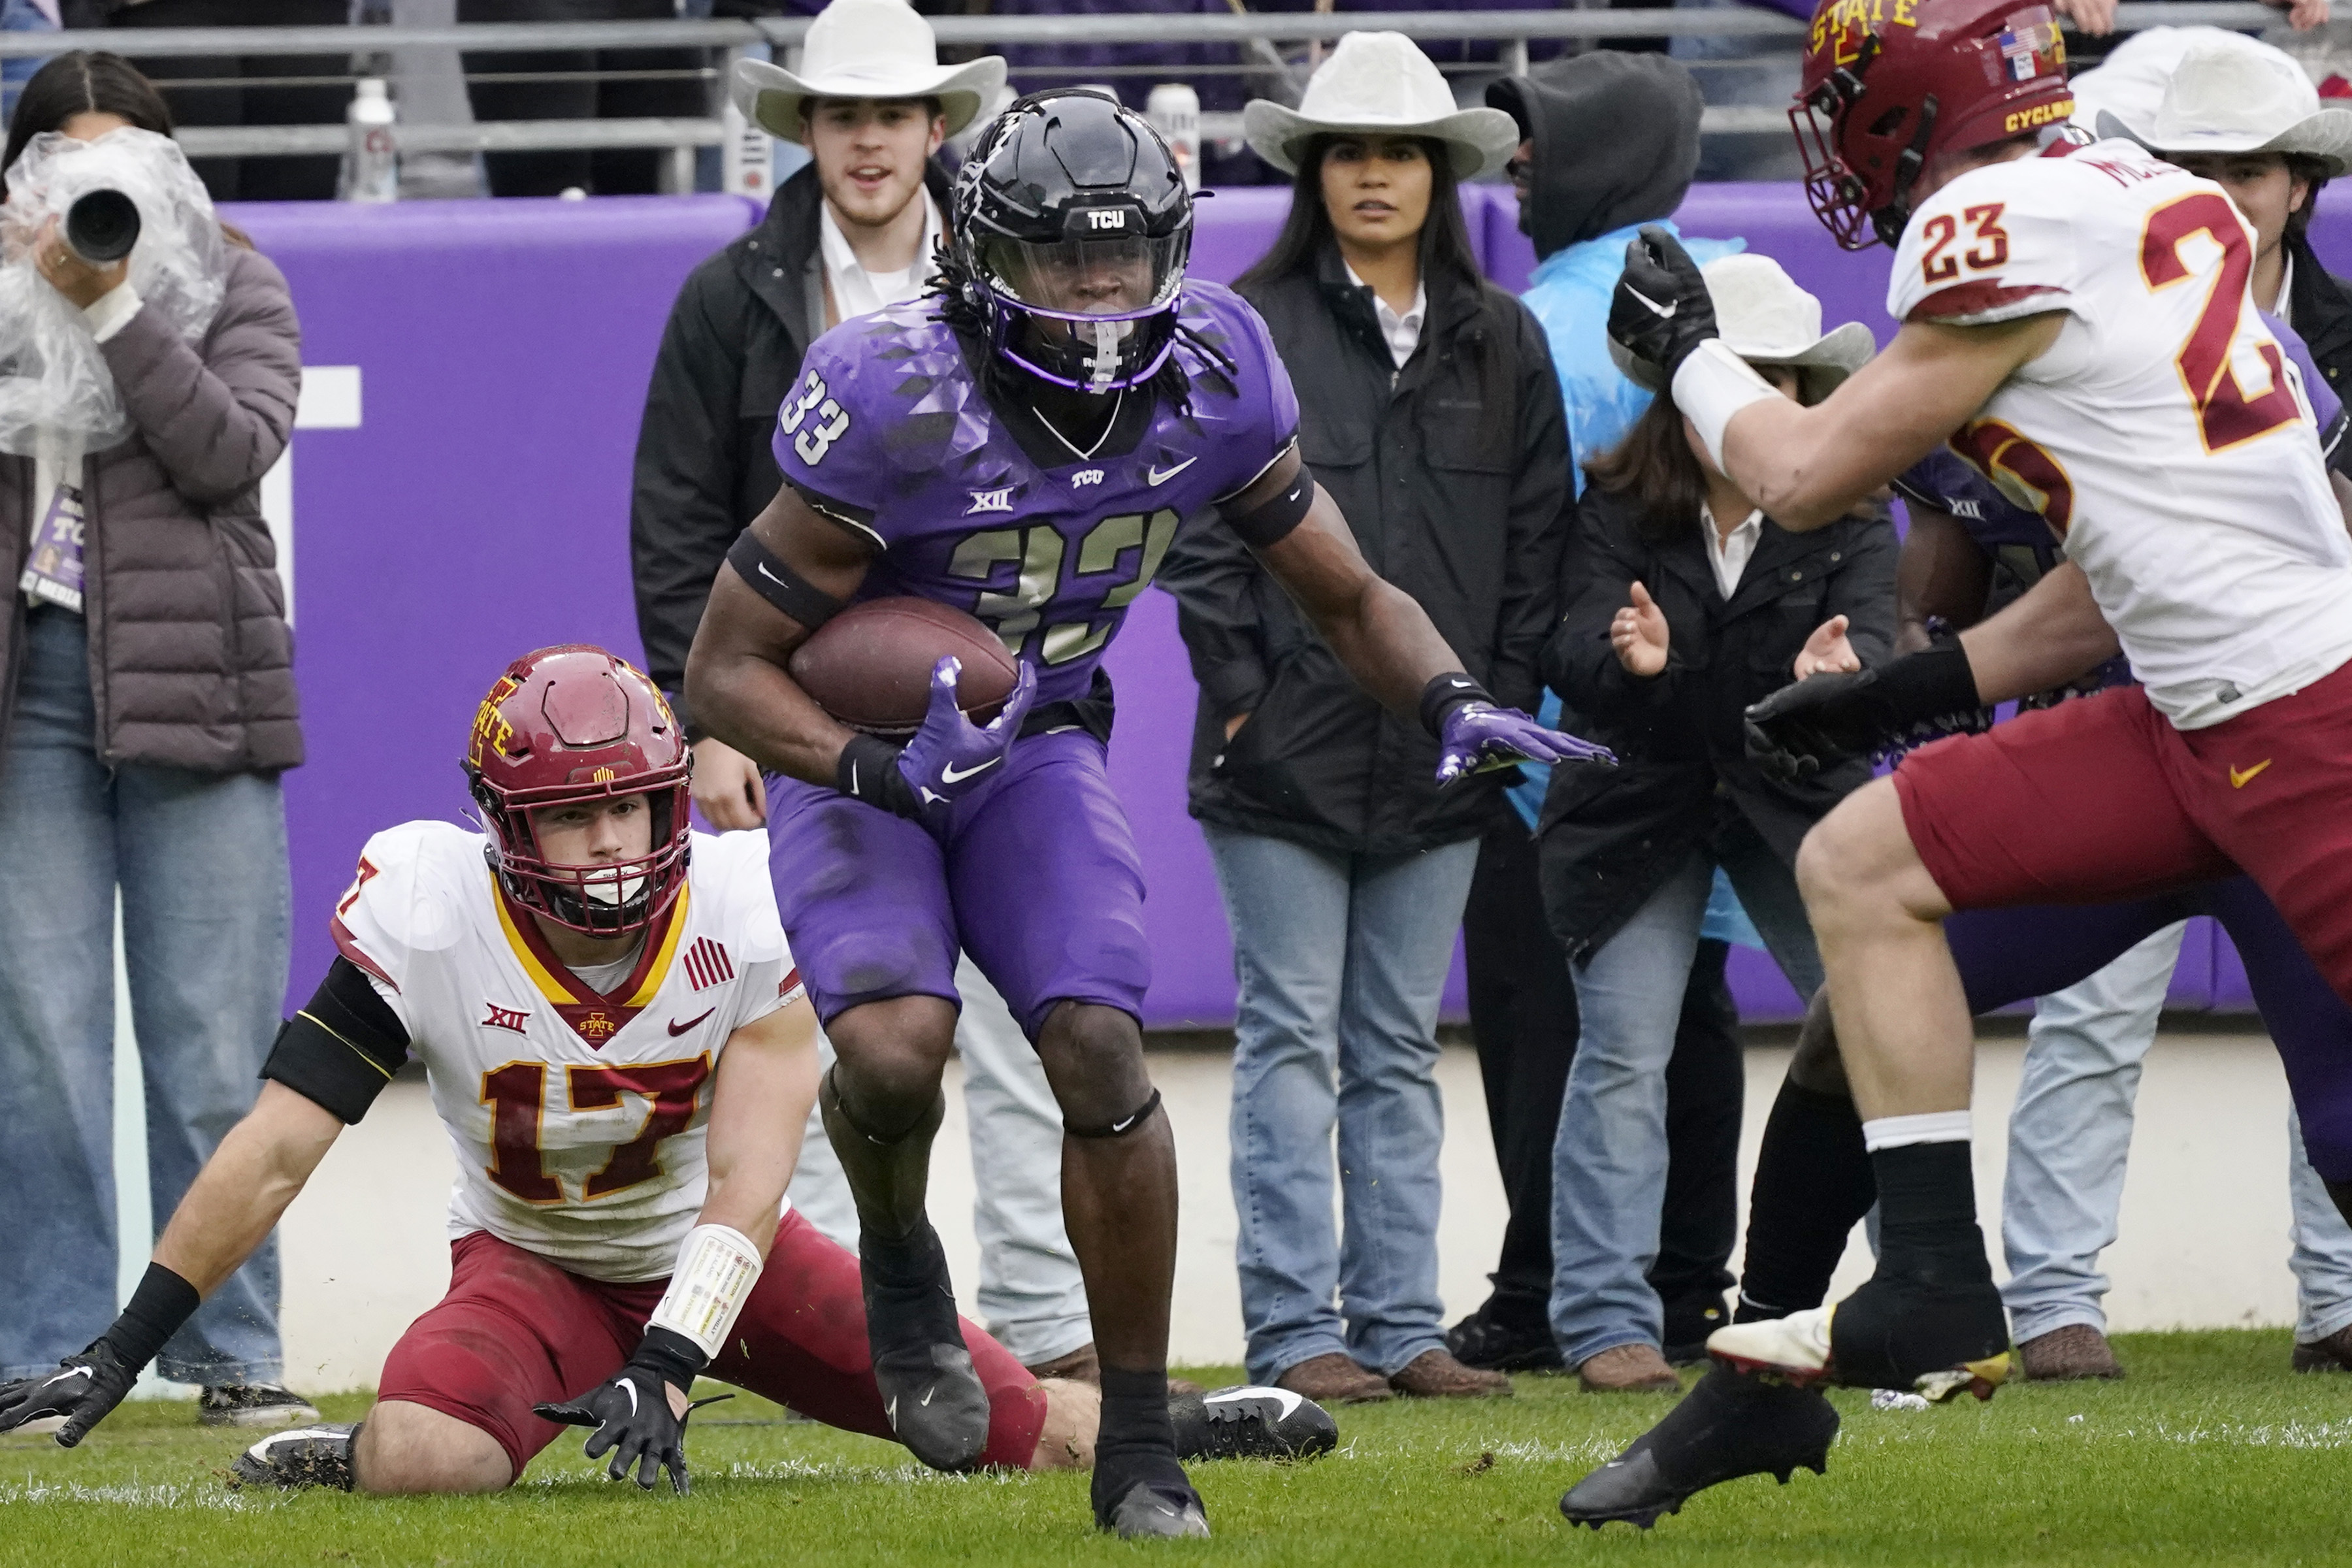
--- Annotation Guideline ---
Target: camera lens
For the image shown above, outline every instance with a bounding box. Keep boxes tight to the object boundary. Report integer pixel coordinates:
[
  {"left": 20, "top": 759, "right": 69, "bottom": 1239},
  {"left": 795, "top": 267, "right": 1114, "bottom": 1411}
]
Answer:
[{"left": 65, "top": 189, "right": 141, "bottom": 265}]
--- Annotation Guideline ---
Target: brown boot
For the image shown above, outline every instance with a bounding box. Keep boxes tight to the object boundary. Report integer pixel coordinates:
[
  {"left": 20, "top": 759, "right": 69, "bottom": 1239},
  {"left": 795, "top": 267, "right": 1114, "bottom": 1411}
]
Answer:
[
  {"left": 1576, "top": 1343, "right": 1681, "bottom": 1393},
  {"left": 1024, "top": 1343, "right": 1100, "bottom": 1386},
  {"left": 2018, "top": 1324, "right": 2123, "bottom": 1381},
  {"left": 1388, "top": 1348, "right": 1513, "bottom": 1399},
  {"left": 1275, "top": 1351, "right": 1393, "bottom": 1404},
  {"left": 2294, "top": 1324, "right": 2352, "bottom": 1372}
]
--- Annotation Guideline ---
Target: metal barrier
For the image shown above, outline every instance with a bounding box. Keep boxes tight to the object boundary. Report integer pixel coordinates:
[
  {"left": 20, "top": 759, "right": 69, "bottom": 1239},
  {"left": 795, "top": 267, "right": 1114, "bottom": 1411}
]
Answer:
[{"left": 0, "top": 5, "right": 2289, "bottom": 171}]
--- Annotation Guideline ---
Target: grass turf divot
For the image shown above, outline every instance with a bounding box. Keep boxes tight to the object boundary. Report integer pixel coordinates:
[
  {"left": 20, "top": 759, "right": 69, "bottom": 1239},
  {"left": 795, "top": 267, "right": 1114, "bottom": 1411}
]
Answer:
[{"left": 3, "top": 1331, "right": 2349, "bottom": 1566}]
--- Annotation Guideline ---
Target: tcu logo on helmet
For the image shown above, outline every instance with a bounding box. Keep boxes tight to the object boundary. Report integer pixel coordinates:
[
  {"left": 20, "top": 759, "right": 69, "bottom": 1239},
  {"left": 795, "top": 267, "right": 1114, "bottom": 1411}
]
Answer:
[{"left": 1087, "top": 209, "right": 1127, "bottom": 230}]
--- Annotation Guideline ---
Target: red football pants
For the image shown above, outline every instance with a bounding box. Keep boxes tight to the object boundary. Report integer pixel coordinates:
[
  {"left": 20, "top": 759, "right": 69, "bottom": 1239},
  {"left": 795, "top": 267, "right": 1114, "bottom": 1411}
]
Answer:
[
  {"left": 1892, "top": 659, "right": 2352, "bottom": 1002},
  {"left": 376, "top": 1211, "right": 1049, "bottom": 1478}
]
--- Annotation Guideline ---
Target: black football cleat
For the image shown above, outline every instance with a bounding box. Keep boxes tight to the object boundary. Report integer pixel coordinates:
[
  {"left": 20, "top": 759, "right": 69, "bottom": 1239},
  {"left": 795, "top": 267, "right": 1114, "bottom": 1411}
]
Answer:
[
  {"left": 1170, "top": 1385, "right": 1337, "bottom": 1461},
  {"left": 862, "top": 1222, "right": 991, "bottom": 1473},
  {"left": 1094, "top": 1446, "right": 1211, "bottom": 1540},
  {"left": 229, "top": 1422, "right": 359, "bottom": 1491},
  {"left": 1558, "top": 1366, "right": 1837, "bottom": 1529}
]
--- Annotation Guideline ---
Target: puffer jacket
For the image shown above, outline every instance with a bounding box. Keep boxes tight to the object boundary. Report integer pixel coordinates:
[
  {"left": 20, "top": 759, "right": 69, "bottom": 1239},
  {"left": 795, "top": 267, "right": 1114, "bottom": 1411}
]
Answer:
[{"left": 0, "top": 242, "right": 302, "bottom": 772}]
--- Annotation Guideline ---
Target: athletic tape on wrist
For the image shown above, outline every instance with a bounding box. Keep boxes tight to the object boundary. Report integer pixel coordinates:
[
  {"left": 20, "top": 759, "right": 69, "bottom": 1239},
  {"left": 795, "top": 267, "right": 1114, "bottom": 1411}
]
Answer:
[
  {"left": 1672, "top": 338, "right": 1782, "bottom": 473},
  {"left": 649, "top": 1224, "right": 764, "bottom": 1360}
]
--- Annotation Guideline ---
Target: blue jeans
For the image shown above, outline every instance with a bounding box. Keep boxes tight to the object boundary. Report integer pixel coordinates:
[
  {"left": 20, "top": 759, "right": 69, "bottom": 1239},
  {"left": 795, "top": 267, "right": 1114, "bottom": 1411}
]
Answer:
[
  {"left": 1, "top": 0, "right": 56, "bottom": 129},
  {"left": 2002, "top": 924, "right": 2352, "bottom": 1345},
  {"left": 0, "top": 610, "right": 291, "bottom": 1384},
  {"left": 1206, "top": 826, "right": 1480, "bottom": 1384},
  {"left": 1550, "top": 830, "right": 1823, "bottom": 1365}
]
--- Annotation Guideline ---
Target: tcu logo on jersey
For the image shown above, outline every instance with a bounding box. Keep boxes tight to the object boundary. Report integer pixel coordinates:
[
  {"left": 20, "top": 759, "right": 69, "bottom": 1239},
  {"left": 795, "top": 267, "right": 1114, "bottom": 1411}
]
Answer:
[
  {"left": 1086, "top": 209, "right": 1127, "bottom": 231},
  {"left": 780, "top": 368, "right": 851, "bottom": 465},
  {"left": 1073, "top": 470, "right": 1105, "bottom": 487},
  {"left": 481, "top": 1003, "right": 531, "bottom": 1035}
]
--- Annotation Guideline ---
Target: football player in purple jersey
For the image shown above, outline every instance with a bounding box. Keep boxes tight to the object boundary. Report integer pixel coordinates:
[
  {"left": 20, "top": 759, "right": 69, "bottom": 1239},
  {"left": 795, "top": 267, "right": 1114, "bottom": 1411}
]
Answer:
[{"left": 683, "top": 88, "right": 1607, "bottom": 1539}]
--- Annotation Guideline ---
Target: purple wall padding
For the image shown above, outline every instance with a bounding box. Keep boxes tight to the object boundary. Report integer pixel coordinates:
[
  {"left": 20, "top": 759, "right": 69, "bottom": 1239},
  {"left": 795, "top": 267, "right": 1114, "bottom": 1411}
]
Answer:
[{"left": 231, "top": 178, "right": 2319, "bottom": 1028}]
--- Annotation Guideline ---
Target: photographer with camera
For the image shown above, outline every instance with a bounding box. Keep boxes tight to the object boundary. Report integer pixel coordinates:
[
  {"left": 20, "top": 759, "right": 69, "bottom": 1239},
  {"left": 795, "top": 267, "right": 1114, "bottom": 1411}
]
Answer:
[{"left": 0, "top": 52, "right": 310, "bottom": 1429}]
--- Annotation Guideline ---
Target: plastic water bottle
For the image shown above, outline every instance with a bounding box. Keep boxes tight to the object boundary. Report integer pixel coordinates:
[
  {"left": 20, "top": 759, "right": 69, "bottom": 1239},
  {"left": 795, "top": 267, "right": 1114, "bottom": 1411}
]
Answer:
[
  {"left": 341, "top": 78, "right": 399, "bottom": 204},
  {"left": 1146, "top": 83, "right": 1201, "bottom": 191}
]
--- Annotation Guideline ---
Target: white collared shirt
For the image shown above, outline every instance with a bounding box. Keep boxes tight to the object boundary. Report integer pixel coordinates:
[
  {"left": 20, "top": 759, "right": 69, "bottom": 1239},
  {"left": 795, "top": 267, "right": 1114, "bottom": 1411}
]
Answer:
[
  {"left": 819, "top": 188, "right": 941, "bottom": 323},
  {"left": 2272, "top": 248, "right": 2296, "bottom": 327},
  {"left": 1343, "top": 261, "right": 1426, "bottom": 369},
  {"left": 1701, "top": 502, "right": 1764, "bottom": 599}
]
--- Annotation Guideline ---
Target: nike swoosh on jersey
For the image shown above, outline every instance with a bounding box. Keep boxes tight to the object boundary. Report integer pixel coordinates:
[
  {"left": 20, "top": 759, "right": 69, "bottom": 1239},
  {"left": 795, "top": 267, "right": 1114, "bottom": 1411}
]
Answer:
[
  {"left": 1147, "top": 456, "right": 1199, "bottom": 485},
  {"left": 2230, "top": 759, "right": 2274, "bottom": 788},
  {"left": 939, "top": 756, "right": 1002, "bottom": 785},
  {"left": 668, "top": 1008, "right": 716, "bottom": 1037}
]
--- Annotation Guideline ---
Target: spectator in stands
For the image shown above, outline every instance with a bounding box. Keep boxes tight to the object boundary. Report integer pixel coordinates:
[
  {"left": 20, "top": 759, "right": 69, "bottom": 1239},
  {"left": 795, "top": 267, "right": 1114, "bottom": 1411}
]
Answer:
[
  {"left": 627, "top": 0, "right": 1107, "bottom": 1385},
  {"left": 2, "top": 0, "right": 56, "bottom": 129},
  {"left": 1540, "top": 255, "right": 1893, "bottom": 1392},
  {"left": 1447, "top": 51, "right": 1748, "bottom": 1383},
  {"left": 1163, "top": 31, "right": 1556, "bottom": 1405},
  {"left": 457, "top": 0, "right": 710, "bottom": 196},
  {"left": 0, "top": 52, "right": 310, "bottom": 1427},
  {"left": 101, "top": 0, "right": 351, "bottom": 201}
]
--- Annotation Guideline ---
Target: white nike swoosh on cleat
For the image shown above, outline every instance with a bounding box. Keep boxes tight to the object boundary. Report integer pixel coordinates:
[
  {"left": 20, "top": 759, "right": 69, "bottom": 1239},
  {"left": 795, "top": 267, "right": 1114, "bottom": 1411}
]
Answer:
[
  {"left": 886, "top": 1396, "right": 898, "bottom": 1429},
  {"left": 939, "top": 756, "right": 1000, "bottom": 784},
  {"left": 1624, "top": 284, "right": 1676, "bottom": 318},
  {"left": 921, "top": 1387, "right": 936, "bottom": 1407}
]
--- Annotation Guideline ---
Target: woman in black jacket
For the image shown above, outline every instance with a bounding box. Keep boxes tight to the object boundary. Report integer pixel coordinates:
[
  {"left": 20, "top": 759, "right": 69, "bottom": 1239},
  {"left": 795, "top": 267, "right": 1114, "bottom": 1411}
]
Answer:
[
  {"left": 1539, "top": 254, "right": 1897, "bottom": 1392},
  {"left": 1162, "top": 31, "right": 1567, "bottom": 1407}
]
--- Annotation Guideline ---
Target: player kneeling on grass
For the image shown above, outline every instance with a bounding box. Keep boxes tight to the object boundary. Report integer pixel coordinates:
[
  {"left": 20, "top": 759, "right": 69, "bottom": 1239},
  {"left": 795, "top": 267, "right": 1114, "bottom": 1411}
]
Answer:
[{"left": 0, "top": 645, "right": 1332, "bottom": 1492}]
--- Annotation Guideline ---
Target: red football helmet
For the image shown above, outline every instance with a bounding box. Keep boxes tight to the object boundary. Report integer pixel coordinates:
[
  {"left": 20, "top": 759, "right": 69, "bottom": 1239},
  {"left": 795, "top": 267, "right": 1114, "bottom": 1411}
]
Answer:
[
  {"left": 464, "top": 645, "right": 693, "bottom": 936},
  {"left": 1791, "top": 0, "right": 2074, "bottom": 250}
]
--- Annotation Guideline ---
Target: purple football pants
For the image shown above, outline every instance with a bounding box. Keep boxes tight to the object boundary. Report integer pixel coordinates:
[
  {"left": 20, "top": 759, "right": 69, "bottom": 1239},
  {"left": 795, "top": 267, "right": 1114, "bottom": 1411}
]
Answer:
[
  {"left": 1949, "top": 878, "right": 2352, "bottom": 1181},
  {"left": 764, "top": 728, "right": 1151, "bottom": 1039}
]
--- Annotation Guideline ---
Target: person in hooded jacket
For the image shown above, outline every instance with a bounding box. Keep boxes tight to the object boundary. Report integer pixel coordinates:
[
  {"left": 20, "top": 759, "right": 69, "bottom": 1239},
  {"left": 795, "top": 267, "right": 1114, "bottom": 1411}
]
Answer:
[
  {"left": 1437, "top": 50, "right": 1752, "bottom": 1378},
  {"left": 1161, "top": 33, "right": 1566, "bottom": 1405}
]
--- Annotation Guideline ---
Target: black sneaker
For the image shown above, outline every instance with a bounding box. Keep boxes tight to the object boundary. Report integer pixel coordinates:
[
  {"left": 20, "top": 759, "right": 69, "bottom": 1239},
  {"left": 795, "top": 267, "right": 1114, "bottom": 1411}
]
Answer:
[
  {"left": 1092, "top": 1445, "right": 1210, "bottom": 1539},
  {"left": 1170, "top": 1386, "right": 1337, "bottom": 1461},
  {"left": 1444, "top": 1306, "right": 1563, "bottom": 1373},
  {"left": 1558, "top": 1366, "right": 1838, "bottom": 1529},
  {"left": 229, "top": 1422, "right": 359, "bottom": 1490},
  {"left": 198, "top": 1384, "right": 321, "bottom": 1429},
  {"left": 861, "top": 1221, "right": 990, "bottom": 1473}
]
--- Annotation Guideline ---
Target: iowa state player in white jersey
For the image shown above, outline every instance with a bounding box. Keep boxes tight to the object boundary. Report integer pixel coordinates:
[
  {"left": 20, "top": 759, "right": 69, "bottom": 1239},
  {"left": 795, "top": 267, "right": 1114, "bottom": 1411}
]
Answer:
[
  {"left": 1559, "top": 0, "right": 2352, "bottom": 1529},
  {"left": 0, "top": 646, "right": 1113, "bottom": 1492}
]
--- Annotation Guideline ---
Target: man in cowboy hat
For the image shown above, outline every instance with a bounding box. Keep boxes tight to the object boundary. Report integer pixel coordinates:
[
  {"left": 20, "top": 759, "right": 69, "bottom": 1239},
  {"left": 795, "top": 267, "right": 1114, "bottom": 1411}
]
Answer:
[{"left": 630, "top": 0, "right": 1111, "bottom": 1391}]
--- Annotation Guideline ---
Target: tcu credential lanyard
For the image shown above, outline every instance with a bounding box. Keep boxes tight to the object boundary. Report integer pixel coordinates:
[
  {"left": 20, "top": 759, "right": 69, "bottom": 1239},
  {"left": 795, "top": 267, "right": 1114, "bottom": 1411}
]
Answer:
[{"left": 21, "top": 483, "right": 87, "bottom": 613}]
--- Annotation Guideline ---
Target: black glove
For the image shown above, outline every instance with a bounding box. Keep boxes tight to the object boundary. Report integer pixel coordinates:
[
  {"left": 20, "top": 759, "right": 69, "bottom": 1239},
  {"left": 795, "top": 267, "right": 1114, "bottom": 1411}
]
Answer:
[
  {"left": 0, "top": 1341, "right": 140, "bottom": 1448},
  {"left": 1744, "top": 638, "right": 1984, "bottom": 782},
  {"left": 534, "top": 1326, "right": 728, "bottom": 1495},
  {"left": 1608, "top": 225, "right": 1720, "bottom": 387},
  {"left": 0, "top": 1262, "right": 199, "bottom": 1448}
]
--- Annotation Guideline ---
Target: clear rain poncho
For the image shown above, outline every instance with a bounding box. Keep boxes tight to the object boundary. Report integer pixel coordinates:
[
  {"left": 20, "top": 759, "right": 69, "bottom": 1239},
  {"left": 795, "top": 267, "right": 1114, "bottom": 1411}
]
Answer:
[{"left": 0, "top": 127, "right": 227, "bottom": 470}]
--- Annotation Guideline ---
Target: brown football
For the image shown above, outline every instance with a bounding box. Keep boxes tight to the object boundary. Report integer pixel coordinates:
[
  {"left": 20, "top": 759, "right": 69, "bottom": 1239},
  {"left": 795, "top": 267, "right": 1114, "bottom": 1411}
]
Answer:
[{"left": 788, "top": 597, "right": 1017, "bottom": 736}]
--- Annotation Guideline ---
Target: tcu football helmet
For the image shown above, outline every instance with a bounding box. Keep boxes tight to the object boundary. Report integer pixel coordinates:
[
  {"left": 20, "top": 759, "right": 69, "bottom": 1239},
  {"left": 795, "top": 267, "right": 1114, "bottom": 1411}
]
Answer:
[
  {"left": 465, "top": 645, "right": 692, "bottom": 936},
  {"left": 951, "top": 88, "right": 1193, "bottom": 393},
  {"left": 1791, "top": 0, "right": 2073, "bottom": 249}
]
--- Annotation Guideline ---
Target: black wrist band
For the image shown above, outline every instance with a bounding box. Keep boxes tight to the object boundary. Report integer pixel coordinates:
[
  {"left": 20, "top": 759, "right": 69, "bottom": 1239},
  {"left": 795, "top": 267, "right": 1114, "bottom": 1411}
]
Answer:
[
  {"left": 1872, "top": 638, "right": 1981, "bottom": 728},
  {"left": 1418, "top": 674, "right": 1492, "bottom": 738},
  {"left": 103, "top": 1262, "right": 201, "bottom": 1374},
  {"left": 630, "top": 1325, "right": 709, "bottom": 1394},
  {"left": 836, "top": 733, "right": 921, "bottom": 819}
]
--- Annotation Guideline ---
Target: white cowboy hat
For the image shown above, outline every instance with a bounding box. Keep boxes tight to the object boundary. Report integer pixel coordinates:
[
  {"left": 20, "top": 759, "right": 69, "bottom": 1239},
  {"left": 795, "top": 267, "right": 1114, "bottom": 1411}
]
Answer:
[
  {"left": 1610, "top": 253, "right": 1876, "bottom": 406},
  {"left": 732, "top": 0, "right": 1008, "bottom": 142},
  {"left": 2067, "top": 25, "right": 2211, "bottom": 139},
  {"left": 2102, "top": 31, "right": 2352, "bottom": 177},
  {"left": 1242, "top": 31, "right": 1521, "bottom": 180}
]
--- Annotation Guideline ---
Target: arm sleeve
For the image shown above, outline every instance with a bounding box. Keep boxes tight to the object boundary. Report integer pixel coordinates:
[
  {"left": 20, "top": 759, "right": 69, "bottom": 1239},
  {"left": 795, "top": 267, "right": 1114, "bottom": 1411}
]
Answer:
[
  {"left": 261, "top": 958, "right": 412, "bottom": 1124},
  {"left": 97, "top": 249, "right": 300, "bottom": 506},
  {"left": 632, "top": 269, "right": 753, "bottom": 733},
  {"left": 1491, "top": 308, "right": 1574, "bottom": 715},
  {"left": 1159, "top": 509, "right": 1271, "bottom": 720},
  {"left": 1541, "top": 498, "right": 1678, "bottom": 719},
  {"left": 1888, "top": 167, "right": 2081, "bottom": 329}
]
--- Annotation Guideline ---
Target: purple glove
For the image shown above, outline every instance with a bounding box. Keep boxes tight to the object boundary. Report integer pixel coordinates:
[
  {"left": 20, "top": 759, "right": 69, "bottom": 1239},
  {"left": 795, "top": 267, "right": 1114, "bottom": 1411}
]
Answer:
[
  {"left": 1435, "top": 701, "right": 1615, "bottom": 785},
  {"left": 895, "top": 655, "right": 1037, "bottom": 817}
]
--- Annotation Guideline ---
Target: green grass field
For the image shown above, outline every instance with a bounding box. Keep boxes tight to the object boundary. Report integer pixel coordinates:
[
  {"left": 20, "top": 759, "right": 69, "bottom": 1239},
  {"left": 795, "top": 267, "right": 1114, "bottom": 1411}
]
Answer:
[{"left": 5, "top": 1331, "right": 2350, "bottom": 1567}]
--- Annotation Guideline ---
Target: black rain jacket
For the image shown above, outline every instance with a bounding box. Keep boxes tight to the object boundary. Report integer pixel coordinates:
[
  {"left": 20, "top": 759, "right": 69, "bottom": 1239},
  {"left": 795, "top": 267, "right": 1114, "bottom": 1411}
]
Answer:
[
  {"left": 1537, "top": 485, "right": 1896, "bottom": 958},
  {"left": 1161, "top": 246, "right": 1572, "bottom": 857}
]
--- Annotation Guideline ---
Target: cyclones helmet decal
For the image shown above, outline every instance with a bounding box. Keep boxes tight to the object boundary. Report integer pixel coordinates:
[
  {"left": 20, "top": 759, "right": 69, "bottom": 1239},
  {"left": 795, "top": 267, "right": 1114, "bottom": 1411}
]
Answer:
[
  {"left": 1791, "top": 0, "right": 2072, "bottom": 249},
  {"left": 464, "top": 645, "right": 693, "bottom": 937}
]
